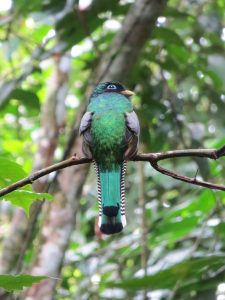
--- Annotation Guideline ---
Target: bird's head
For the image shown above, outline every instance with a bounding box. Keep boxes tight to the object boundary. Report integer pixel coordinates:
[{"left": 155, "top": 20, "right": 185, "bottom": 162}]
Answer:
[{"left": 91, "top": 82, "right": 135, "bottom": 98}]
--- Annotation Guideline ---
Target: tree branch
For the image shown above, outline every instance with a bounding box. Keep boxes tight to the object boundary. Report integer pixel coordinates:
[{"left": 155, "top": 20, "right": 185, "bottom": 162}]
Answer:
[
  {"left": 0, "top": 145, "right": 225, "bottom": 198},
  {"left": 135, "top": 145, "right": 225, "bottom": 191},
  {"left": 0, "top": 156, "right": 92, "bottom": 197}
]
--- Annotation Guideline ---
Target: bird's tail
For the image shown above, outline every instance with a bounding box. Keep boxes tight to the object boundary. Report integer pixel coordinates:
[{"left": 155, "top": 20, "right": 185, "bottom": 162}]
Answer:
[{"left": 94, "top": 161, "right": 126, "bottom": 234}]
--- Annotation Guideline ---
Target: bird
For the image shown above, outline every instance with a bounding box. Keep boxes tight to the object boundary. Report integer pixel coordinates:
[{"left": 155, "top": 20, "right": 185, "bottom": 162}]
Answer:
[{"left": 79, "top": 82, "right": 140, "bottom": 234}]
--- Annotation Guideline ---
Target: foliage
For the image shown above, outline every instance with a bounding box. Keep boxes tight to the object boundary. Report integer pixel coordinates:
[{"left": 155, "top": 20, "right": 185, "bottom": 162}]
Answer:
[
  {"left": 105, "top": 255, "right": 225, "bottom": 292},
  {"left": 0, "top": 0, "right": 224, "bottom": 298},
  {"left": 0, "top": 158, "right": 52, "bottom": 215},
  {"left": 0, "top": 274, "right": 47, "bottom": 292}
]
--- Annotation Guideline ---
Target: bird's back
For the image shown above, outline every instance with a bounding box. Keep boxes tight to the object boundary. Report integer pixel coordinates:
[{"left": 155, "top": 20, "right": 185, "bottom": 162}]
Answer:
[{"left": 88, "top": 92, "right": 133, "bottom": 169}]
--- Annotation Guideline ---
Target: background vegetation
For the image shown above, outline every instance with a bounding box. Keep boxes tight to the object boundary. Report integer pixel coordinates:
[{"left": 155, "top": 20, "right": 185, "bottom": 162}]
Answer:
[{"left": 0, "top": 0, "right": 224, "bottom": 299}]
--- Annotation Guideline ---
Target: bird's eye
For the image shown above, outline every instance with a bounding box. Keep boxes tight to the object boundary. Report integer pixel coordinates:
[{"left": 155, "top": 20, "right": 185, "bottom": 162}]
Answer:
[{"left": 107, "top": 84, "right": 117, "bottom": 90}]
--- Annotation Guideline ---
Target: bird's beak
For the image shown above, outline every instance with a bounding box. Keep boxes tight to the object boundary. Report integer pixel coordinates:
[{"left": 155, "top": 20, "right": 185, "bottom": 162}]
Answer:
[{"left": 121, "top": 90, "right": 135, "bottom": 97}]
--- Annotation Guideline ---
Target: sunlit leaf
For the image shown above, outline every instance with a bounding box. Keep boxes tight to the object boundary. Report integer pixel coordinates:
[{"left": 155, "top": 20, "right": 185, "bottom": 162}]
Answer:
[
  {"left": 0, "top": 158, "right": 29, "bottom": 189},
  {"left": 3, "top": 190, "right": 53, "bottom": 215},
  {"left": 0, "top": 274, "right": 48, "bottom": 292},
  {"left": 0, "top": 158, "right": 53, "bottom": 214}
]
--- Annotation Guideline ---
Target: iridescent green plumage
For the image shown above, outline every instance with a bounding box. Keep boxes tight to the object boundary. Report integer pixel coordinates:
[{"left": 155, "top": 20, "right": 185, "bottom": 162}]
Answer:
[
  {"left": 80, "top": 82, "right": 140, "bottom": 234},
  {"left": 88, "top": 92, "right": 133, "bottom": 169}
]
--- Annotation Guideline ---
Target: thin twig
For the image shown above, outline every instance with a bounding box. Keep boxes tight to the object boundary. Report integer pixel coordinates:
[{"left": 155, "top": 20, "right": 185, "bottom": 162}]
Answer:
[
  {"left": 149, "top": 160, "right": 225, "bottom": 191},
  {"left": 0, "top": 145, "right": 225, "bottom": 198}
]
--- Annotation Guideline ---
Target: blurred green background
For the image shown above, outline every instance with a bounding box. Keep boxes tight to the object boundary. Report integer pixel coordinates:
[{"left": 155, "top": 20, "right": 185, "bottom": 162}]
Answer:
[{"left": 0, "top": 0, "right": 225, "bottom": 299}]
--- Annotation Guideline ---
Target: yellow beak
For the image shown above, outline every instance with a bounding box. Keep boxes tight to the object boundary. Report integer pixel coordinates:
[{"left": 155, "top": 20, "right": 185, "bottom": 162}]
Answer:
[{"left": 121, "top": 90, "right": 135, "bottom": 97}]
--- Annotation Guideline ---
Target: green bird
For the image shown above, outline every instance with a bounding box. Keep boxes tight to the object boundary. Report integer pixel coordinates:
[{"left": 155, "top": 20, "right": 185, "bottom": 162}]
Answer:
[{"left": 80, "top": 82, "right": 140, "bottom": 234}]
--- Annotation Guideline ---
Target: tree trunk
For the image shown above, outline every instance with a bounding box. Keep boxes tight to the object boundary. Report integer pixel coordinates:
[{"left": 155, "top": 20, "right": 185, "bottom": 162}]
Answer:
[{"left": 95, "top": 0, "right": 167, "bottom": 83}]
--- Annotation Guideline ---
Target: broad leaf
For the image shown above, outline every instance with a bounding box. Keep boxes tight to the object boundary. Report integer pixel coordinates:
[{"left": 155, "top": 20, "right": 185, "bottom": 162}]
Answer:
[
  {"left": 10, "top": 89, "right": 40, "bottom": 111},
  {"left": 0, "top": 158, "right": 30, "bottom": 189},
  {"left": 0, "top": 274, "right": 48, "bottom": 292},
  {"left": 152, "top": 27, "right": 185, "bottom": 47},
  {"left": 3, "top": 190, "right": 53, "bottom": 215},
  {"left": 104, "top": 255, "right": 225, "bottom": 291},
  {"left": 0, "top": 158, "right": 53, "bottom": 214}
]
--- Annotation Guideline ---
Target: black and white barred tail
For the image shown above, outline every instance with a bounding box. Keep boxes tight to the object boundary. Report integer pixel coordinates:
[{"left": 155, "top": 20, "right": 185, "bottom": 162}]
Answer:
[
  {"left": 120, "top": 161, "right": 126, "bottom": 227},
  {"left": 93, "top": 161, "right": 127, "bottom": 231}
]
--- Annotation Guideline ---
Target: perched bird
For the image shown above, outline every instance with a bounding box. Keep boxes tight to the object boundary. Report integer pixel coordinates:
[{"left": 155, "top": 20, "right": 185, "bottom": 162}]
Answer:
[{"left": 79, "top": 82, "right": 140, "bottom": 234}]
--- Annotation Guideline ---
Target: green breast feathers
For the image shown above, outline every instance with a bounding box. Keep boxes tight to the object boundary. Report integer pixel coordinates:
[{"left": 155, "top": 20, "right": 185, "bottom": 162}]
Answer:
[{"left": 79, "top": 82, "right": 140, "bottom": 235}]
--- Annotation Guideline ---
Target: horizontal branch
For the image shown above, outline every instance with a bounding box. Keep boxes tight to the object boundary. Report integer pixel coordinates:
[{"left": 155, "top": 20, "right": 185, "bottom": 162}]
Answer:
[
  {"left": 0, "top": 156, "right": 92, "bottom": 197},
  {"left": 150, "top": 160, "right": 225, "bottom": 191},
  {"left": 0, "top": 145, "right": 225, "bottom": 198},
  {"left": 134, "top": 144, "right": 225, "bottom": 161},
  {"left": 134, "top": 145, "right": 225, "bottom": 191}
]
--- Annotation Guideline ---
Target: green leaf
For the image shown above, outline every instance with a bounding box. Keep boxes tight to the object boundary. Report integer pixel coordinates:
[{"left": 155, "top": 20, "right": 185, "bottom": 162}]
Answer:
[
  {"left": 164, "top": 7, "right": 193, "bottom": 18},
  {"left": 0, "top": 158, "right": 29, "bottom": 189},
  {"left": 3, "top": 190, "right": 53, "bottom": 215},
  {"left": 0, "top": 274, "right": 48, "bottom": 292},
  {"left": 0, "top": 158, "right": 53, "bottom": 214},
  {"left": 165, "top": 190, "right": 215, "bottom": 220},
  {"left": 10, "top": 89, "right": 40, "bottom": 111},
  {"left": 0, "top": 84, "right": 40, "bottom": 112},
  {"left": 204, "top": 69, "right": 223, "bottom": 89},
  {"left": 152, "top": 27, "right": 185, "bottom": 47},
  {"left": 149, "top": 216, "right": 199, "bottom": 246},
  {"left": 208, "top": 54, "right": 225, "bottom": 87},
  {"left": 104, "top": 255, "right": 225, "bottom": 291},
  {"left": 13, "top": 0, "right": 41, "bottom": 14},
  {"left": 167, "top": 44, "right": 190, "bottom": 64}
]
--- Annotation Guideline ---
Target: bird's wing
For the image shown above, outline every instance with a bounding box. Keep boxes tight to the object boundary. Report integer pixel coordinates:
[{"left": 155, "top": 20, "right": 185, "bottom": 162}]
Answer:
[
  {"left": 79, "top": 111, "right": 92, "bottom": 134},
  {"left": 124, "top": 111, "right": 140, "bottom": 159},
  {"left": 79, "top": 111, "right": 93, "bottom": 158}
]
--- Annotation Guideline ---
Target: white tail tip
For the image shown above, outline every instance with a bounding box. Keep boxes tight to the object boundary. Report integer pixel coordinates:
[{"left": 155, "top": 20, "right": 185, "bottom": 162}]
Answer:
[{"left": 121, "top": 215, "right": 126, "bottom": 227}]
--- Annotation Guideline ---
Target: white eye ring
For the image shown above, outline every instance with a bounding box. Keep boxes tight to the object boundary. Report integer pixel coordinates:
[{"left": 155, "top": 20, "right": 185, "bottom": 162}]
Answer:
[{"left": 107, "top": 84, "right": 117, "bottom": 90}]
